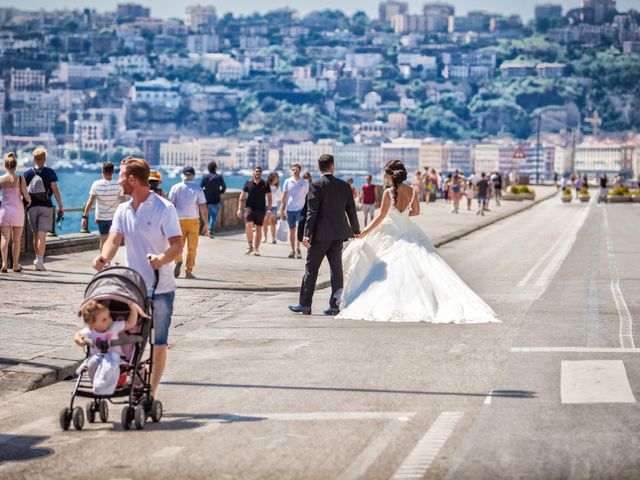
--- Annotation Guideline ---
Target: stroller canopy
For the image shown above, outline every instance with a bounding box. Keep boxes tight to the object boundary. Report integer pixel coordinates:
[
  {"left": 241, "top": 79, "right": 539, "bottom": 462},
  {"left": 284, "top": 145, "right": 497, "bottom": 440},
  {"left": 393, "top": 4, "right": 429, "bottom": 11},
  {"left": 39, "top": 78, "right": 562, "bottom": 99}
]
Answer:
[{"left": 84, "top": 266, "right": 150, "bottom": 315}]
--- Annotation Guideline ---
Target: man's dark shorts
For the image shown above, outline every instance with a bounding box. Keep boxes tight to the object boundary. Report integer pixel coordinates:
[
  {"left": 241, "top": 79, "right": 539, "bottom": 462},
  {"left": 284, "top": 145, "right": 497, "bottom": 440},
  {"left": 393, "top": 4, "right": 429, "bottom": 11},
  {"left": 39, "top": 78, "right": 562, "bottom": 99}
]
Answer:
[
  {"left": 244, "top": 207, "right": 266, "bottom": 226},
  {"left": 97, "top": 220, "right": 112, "bottom": 235}
]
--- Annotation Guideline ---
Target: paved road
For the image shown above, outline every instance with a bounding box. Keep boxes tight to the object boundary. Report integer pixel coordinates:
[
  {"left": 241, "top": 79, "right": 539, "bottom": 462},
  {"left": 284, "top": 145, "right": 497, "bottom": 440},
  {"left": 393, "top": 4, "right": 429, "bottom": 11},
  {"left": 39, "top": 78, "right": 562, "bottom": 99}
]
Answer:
[{"left": 1, "top": 195, "right": 639, "bottom": 479}]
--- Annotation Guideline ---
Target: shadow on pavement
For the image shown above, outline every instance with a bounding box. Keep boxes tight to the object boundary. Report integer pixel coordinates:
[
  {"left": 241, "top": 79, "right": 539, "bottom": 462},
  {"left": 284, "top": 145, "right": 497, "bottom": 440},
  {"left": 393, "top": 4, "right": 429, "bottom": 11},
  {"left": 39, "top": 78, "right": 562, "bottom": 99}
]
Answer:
[
  {"left": 162, "top": 381, "right": 536, "bottom": 399},
  {"left": 0, "top": 434, "right": 53, "bottom": 464}
]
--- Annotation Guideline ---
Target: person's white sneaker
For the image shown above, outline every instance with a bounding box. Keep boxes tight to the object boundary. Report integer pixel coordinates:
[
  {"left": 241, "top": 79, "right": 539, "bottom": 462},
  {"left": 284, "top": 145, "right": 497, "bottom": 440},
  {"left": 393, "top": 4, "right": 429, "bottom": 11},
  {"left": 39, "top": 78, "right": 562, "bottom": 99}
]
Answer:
[
  {"left": 244, "top": 246, "right": 253, "bottom": 255},
  {"left": 34, "top": 259, "right": 46, "bottom": 271},
  {"left": 253, "top": 249, "right": 261, "bottom": 256}
]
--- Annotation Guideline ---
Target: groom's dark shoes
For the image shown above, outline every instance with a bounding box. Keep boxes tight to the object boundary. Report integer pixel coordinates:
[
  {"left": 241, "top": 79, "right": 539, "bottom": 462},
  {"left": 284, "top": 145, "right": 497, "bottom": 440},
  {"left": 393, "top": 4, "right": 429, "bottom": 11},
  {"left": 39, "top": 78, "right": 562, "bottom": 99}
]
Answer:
[
  {"left": 323, "top": 306, "right": 340, "bottom": 316},
  {"left": 289, "top": 305, "right": 311, "bottom": 315}
]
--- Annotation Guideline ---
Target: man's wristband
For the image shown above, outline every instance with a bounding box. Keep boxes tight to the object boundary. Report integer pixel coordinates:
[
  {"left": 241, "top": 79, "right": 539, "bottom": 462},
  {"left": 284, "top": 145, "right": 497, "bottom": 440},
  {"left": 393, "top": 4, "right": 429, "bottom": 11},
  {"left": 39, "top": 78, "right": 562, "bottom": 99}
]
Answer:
[{"left": 82, "top": 215, "right": 88, "bottom": 219}]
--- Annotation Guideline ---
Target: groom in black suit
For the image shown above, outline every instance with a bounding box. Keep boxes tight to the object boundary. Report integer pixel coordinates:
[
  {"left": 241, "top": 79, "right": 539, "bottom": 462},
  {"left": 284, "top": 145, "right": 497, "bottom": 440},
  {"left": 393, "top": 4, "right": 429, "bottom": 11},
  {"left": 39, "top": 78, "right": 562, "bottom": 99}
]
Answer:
[{"left": 289, "top": 154, "right": 360, "bottom": 316}]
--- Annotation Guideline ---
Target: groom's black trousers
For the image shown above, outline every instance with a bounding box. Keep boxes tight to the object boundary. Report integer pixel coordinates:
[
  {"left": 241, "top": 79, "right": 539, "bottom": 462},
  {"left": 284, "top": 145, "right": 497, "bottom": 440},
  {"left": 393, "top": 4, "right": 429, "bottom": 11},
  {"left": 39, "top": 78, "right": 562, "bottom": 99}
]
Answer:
[{"left": 299, "top": 240, "right": 343, "bottom": 309}]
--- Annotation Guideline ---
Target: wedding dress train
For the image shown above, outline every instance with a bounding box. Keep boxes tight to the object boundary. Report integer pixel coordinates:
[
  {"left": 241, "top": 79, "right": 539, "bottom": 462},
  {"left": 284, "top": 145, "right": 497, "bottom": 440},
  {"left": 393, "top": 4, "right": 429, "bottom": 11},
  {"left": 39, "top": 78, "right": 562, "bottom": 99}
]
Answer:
[{"left": 336, "top": 191, "right": 499, "bottom": 324}]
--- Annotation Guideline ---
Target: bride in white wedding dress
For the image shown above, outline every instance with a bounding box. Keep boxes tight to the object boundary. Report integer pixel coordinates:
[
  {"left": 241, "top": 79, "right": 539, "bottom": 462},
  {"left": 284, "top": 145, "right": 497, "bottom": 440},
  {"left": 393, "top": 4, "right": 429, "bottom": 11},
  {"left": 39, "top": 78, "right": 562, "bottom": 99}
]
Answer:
[{"left": 336, "top": 160, "right": 498, "bottom": 324}]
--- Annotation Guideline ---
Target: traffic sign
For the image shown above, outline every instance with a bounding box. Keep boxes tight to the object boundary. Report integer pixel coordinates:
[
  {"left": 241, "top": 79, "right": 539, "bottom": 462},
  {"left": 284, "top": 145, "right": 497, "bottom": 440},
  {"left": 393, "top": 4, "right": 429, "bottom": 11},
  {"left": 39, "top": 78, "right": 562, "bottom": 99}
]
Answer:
[{"left": 512, "top": 147, "right": 527, "bottom": 159}]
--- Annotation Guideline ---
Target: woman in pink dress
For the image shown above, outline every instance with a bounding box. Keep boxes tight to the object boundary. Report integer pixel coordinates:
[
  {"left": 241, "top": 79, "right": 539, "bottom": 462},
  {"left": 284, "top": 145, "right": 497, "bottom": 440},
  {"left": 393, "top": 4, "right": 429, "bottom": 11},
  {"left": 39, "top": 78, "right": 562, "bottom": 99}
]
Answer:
[{"left": 0, "top": 153, "right": 31, "bottom": 272}]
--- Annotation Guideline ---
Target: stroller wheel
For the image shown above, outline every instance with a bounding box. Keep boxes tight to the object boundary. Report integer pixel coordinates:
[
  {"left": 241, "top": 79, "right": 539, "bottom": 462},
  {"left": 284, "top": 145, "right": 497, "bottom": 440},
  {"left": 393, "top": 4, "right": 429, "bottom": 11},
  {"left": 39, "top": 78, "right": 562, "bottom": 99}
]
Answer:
[
  {"left": 72, "top": 407, "right": 84, "bottom": 431},
  {"left": 59, "top": 407, "right": 72, "bottom": 431},
  {"left": 134, "top": 404, "right": 146, "bottom": 430},
  {"left": 86, "top": 401, "right": 96, "bottom": 423},
  {"left": 121, "top": 406, "right": 134, "bottom": 430},
  {"left": 150, "top": 400, "right": 163, "bottom": 423},
  {"left": 99, "top": 400, "right": 109, "bottom": 423}
]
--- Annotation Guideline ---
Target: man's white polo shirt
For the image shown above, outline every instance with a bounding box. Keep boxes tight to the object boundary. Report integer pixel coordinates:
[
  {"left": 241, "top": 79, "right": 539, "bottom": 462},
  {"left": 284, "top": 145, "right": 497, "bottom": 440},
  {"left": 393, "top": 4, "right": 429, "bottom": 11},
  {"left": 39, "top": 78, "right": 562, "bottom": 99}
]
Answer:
[{"left": 110, "top": 192, "right": 182, "bottom": 294}]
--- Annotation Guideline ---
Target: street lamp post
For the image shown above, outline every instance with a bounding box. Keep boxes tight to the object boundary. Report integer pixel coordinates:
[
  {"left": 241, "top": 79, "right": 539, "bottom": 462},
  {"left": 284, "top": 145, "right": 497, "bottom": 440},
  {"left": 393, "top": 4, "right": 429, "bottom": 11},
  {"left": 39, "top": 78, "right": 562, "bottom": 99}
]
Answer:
[{"left": 535, "top": 113, "right": 542, "bottom": 185}]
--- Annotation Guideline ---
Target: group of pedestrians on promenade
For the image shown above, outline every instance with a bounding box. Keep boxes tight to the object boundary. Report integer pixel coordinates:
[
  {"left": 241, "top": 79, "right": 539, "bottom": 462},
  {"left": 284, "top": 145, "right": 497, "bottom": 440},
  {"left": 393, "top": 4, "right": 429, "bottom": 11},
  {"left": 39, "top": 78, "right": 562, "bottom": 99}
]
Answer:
[{"left": 0, "top": 148, "right": 64, "bottom": 273}]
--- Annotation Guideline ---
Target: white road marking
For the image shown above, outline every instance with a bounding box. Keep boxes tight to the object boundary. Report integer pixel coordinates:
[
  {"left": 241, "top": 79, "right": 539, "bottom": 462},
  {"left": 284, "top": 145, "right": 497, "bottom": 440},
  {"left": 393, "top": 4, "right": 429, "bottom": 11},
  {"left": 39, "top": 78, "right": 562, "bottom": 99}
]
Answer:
[
  {"left": 516, "top": 215, "right": 579, "bottom": 288},
  {"left": 153, "top": 446, "right": 185, "bottom": 458},
  {"left": 337, "top": 419, "right": 409, "bottom": 480},
  {"left": 603, "top": 208, "right": 634, "bottom": 349},
  {"left": 483, "top": 390, "right": 493, "bottom": 405},
  {"left": 611, "top": 278, "right": 635, "bottom": 349},
  {"left": 561, "top": 360, "right": 636, "bottom": 404},
  {"left": 512, "top": 347, "right": 640, "bottom": 353},
  {"left": 391, "top": 411, "right": 464, "bottom": 480},
  {"left": 534, "top": 205, "right": 590, "bottom": 288}
]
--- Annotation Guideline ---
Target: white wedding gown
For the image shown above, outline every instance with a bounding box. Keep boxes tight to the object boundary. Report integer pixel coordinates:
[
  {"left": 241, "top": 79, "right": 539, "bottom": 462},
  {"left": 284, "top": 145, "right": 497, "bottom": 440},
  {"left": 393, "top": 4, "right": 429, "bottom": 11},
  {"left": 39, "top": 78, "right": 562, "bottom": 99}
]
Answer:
[{"left": 336, "top": 190, "right": 499, "bottom": 323}]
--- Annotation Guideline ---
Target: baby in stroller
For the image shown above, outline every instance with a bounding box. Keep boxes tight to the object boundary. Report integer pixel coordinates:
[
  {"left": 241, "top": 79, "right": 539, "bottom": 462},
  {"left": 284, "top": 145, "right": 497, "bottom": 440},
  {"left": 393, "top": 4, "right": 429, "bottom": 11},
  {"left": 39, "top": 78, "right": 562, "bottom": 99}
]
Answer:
[{"left": 74, "top": 299, "right": 139, "bottom": 395}]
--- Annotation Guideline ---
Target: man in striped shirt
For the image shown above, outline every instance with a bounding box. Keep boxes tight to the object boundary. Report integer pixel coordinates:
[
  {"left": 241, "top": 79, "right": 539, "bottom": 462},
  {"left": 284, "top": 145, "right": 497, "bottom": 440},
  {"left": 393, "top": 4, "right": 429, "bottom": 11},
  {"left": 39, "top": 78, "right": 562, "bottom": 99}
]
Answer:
[{"left": 82, "top": 162, "right": 126, "bottom": 249}]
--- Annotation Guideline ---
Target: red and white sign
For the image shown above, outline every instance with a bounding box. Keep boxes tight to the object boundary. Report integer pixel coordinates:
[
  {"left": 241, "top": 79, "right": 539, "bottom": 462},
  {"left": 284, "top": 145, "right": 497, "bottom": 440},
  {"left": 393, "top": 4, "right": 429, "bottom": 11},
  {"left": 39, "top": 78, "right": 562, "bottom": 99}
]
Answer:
[{"left": 512, "top": 147, "right": 527, "bottom": 159}]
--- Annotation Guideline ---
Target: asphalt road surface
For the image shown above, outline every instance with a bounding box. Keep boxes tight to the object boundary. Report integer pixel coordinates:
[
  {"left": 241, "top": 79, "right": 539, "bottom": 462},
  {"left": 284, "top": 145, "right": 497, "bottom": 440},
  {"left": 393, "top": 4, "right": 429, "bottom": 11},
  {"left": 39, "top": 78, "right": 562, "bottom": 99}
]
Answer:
[{"left": 1, "top": 197, "right": 639, "bottom": 480}]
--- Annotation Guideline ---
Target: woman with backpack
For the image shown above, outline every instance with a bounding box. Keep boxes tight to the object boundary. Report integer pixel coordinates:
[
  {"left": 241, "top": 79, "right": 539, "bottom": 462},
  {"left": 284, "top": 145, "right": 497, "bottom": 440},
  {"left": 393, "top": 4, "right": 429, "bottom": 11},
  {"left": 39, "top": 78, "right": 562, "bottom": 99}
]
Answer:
[{"left": 0, "top": 153, "right": 31, "bottom": 272}]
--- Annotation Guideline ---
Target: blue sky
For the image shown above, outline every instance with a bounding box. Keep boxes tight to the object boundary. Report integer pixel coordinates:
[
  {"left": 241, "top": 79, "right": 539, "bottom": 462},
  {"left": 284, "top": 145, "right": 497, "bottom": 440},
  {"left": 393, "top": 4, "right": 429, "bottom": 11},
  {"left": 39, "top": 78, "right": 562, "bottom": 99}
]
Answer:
[{"left": 1, "top": 0, "right": 637, "bottom": 21}]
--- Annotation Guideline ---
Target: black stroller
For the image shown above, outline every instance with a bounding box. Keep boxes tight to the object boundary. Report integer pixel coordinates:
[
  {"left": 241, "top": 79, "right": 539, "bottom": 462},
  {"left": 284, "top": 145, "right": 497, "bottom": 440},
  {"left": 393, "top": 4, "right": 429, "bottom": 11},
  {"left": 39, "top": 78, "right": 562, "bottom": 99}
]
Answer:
[{"left": 59, "top": 266, "right": 162, "bottom": 431}]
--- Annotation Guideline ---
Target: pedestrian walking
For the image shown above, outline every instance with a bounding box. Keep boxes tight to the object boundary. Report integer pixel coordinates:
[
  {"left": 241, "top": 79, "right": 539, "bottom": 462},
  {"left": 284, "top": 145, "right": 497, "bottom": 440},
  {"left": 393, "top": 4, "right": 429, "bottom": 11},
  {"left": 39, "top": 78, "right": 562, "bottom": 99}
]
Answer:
[
  {"left": 263, "top": 172, "right": 282, "bottom": 244},
  {"left": 449, "top": 173, "right": 462, "bottom": 214},
  {"left": 303, "top": 171, "right": 313, "bottom": 184},
  {"left": 280, "top": 164, "right": 308, "bottom": 259},
  {"left": 0, "top": 153, "right": 31, "bottom": 273},
  {"left": 412, "top": 171, "right": 424, "bottom": 201},
  {"left": 200, "top": 161, "right": 226, "bottom": 238},
  {"left": 238, "top": 166, "right": 272, "bottom": 256},
  {"left": 23, "top": 148, "right": 63, "bottom": 271},
  {"left": 168, "top": 166, "right": 208, "bottom": 279},
  {"left": 476, "top": 173, "right": 489, "bottom": 216},
  {"left": 553, "top": 170, "right": 559, "bottom": 189},
  {"left": 465, "top": 179, "right": 476, "bottom": 211},
  {"left": 575, "top": 176, "right": 583, "bottom": 199},
  {"left": 491, "top": 171, "right": 502, "bottom": 206},
  {"left": 92, "top": 157, "right": 182, "bottom": 399},
  {"left": 443, "top": 174, "right": 452, "bottom": 203},
  {"left": 149, "top": 170, "right": 165, "bottom": 198},
  {"left": 347, "top": 178, "right": 357, "bottom": 200},
  {"left": 81, "top": 162, "right": 126, "bottom": 250},
  {"left": 598, "top": 174, "right": 608, "bottom": 203},
  {"left": 360, "top": 175, "right": 377, "bottom": 227}
]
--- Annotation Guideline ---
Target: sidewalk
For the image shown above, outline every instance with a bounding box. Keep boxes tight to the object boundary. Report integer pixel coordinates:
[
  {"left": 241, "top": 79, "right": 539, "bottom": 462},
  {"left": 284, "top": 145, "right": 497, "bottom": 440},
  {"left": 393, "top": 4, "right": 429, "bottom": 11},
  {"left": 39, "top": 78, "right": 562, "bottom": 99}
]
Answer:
[
  {"left": 0, "top": 186, "right": 557, "bottom": 397},
  {"left": 0, "top": 186, "right": 558, "bottom": 292}
]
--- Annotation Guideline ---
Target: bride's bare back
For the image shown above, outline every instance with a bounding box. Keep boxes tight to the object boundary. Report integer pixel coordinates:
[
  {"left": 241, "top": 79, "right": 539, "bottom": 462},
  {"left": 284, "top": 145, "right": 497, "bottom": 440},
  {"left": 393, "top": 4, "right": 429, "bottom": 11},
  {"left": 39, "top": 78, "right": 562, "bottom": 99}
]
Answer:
[{"left": 360, "top": 182, "right": 420, "bottom": 237}]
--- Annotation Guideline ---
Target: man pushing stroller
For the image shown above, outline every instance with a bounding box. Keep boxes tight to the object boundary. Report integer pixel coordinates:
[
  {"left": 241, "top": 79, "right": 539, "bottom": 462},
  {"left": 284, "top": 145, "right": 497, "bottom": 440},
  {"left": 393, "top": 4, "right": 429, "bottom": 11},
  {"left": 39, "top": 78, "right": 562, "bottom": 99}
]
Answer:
[{"left": 93, "top": 157, "right": 182, "bottom": 399}]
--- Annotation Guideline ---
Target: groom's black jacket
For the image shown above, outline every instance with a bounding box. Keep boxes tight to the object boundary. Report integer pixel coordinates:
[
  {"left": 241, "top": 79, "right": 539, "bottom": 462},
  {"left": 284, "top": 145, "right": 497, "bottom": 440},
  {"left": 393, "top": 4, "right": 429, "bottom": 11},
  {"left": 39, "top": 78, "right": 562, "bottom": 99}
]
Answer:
[{"left": 303, "top": 174, "right": 360, "bottom": 242}]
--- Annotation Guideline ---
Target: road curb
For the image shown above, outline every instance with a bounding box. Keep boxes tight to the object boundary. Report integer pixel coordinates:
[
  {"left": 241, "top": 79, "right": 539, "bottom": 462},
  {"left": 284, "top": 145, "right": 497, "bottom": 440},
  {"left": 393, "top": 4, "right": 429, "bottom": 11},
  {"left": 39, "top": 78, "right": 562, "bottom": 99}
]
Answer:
[{"left": 0, "top": 347, "right": 82, "bottom": 399}]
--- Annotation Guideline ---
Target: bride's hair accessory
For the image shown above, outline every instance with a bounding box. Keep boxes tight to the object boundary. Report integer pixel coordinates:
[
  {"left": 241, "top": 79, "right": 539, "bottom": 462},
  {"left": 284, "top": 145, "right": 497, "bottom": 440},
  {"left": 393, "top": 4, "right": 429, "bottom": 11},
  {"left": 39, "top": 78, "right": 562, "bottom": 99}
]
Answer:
[{"left": 384, "top": 160, "right": 408, "bottom": 203}]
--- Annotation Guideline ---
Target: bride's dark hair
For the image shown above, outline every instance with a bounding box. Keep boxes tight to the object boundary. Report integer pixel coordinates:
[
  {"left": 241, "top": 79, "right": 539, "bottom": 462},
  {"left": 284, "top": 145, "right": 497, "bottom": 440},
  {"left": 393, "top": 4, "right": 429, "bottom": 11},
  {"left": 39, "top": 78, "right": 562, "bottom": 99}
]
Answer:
[{"left": 384, "top": 160, "right": 408, "bottom": 201}]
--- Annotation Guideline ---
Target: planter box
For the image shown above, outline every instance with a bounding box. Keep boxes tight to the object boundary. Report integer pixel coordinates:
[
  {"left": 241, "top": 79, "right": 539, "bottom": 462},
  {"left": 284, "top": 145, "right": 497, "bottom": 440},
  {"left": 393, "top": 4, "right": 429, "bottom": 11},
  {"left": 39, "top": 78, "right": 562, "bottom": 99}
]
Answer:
[
  {"left": 579, "top": 195, "right": 591, "bottom": 203},
  {"left": 502, "top": 194, "right": 522, "bottom": 201},
  {"left": 631, "top": 195, "right": 640, "bottom": 203},
  {"left": 521, "top": 193, "right": 535, "bottom": 200},
  {"left": 561, "top": 195, "right": 572, "bottom": 203},
  {"left": 607, "top": 195, "right": 632, "bottom": 203}
]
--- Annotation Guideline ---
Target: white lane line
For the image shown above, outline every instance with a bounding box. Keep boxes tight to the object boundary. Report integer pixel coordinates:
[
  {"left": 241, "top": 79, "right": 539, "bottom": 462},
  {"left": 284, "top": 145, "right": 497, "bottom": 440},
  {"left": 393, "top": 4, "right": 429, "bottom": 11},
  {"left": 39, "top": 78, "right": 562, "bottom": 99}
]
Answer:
[
  {"left": 561, "top": 360, "right": 636, "bottom": 404},
  {"left": 338, "top": 417, "right": 410, "bottom": 480},
  {"left": 483, "top": 390, "right": 493, "bottom": 405},
  {"left": 153, "top": 446, "right": 185, "bottom": 459},
  {"left": 516, "top": 212, "right": 581, "bottom": 288},
  {"left": 237, "top": 412, "right": 416, "bottom": 421},
  {"left": 512, "top": 347, "right": 640, "bottom": 353},
  {"left": 534, "top": 205, "right": 590, "bottom": 288},
  {"left": 391, "top": 411, "right": 464, "bottom": 480},
  {"left": 611, "top": 278, "right": 636, "bottom": 349}
]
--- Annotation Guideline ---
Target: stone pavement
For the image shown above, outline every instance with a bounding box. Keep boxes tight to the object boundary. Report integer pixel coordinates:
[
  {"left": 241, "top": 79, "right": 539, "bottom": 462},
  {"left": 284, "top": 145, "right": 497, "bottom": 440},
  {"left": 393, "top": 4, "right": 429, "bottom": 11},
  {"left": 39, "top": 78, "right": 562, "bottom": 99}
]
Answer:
[
  {"left": 1, "top": 186, "right": 558, "bottom": 292},
  {"left": 0, "top": 186, "right": 557, "bottom": 398}
]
